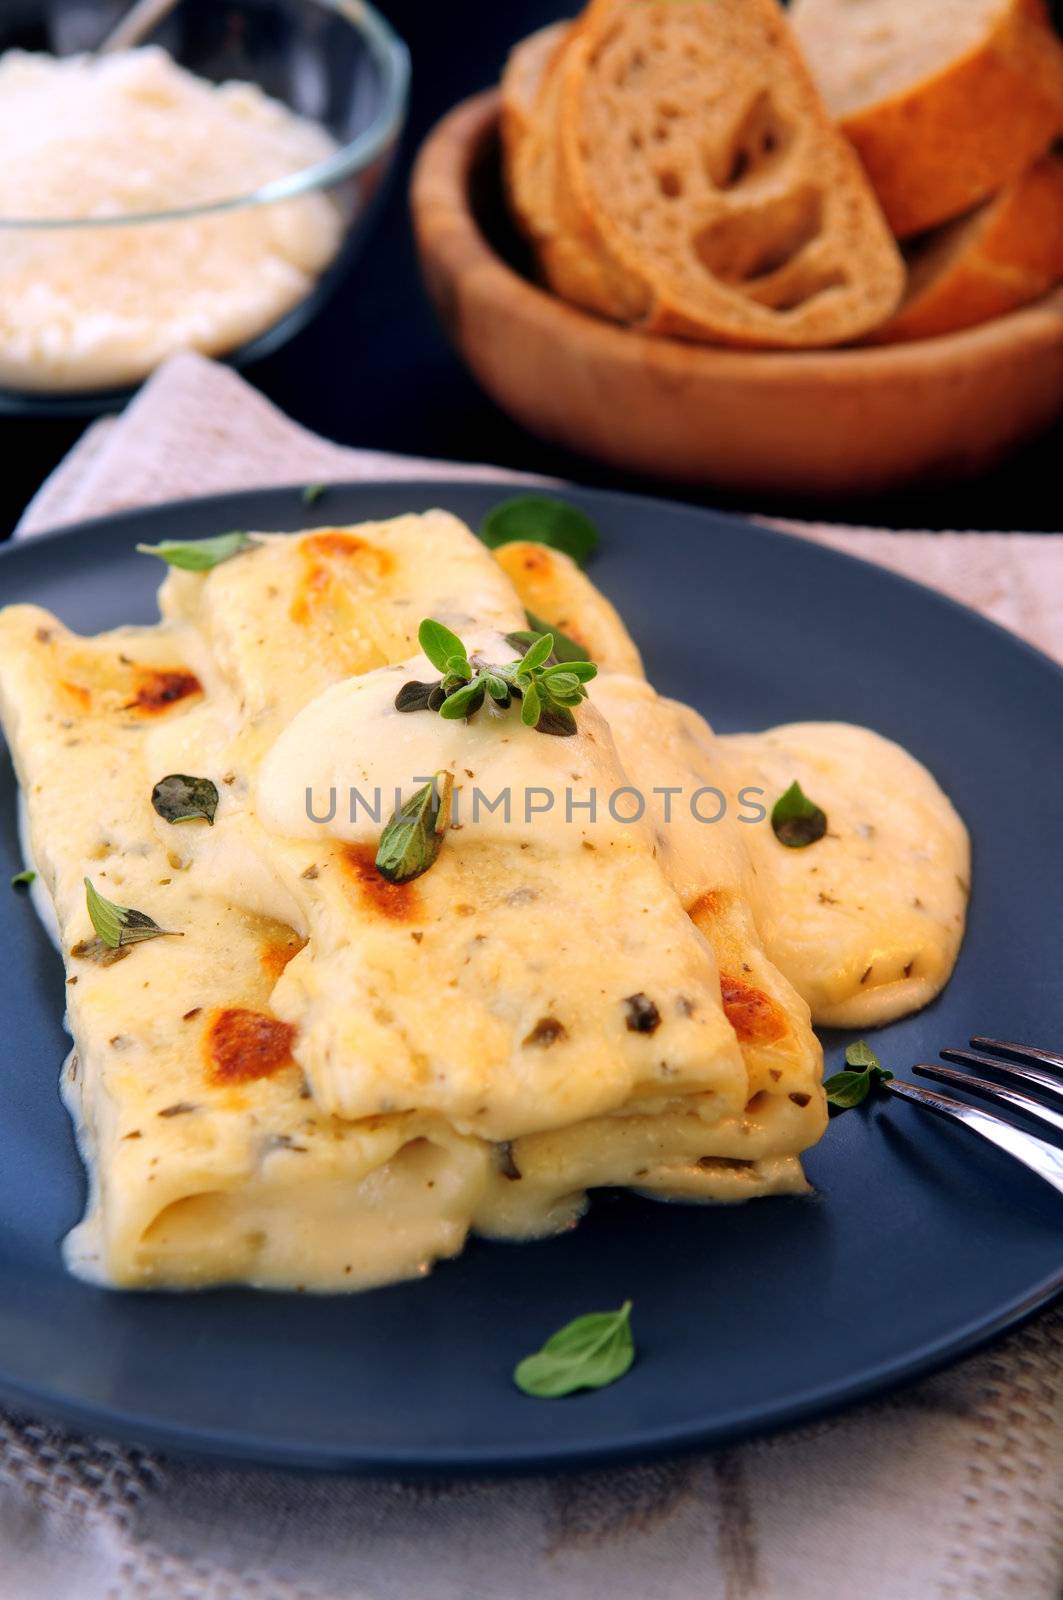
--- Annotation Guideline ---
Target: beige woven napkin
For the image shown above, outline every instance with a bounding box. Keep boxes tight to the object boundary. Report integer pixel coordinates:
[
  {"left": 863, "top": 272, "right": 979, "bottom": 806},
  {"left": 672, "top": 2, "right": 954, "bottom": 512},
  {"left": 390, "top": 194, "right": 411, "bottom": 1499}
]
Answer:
[{"left": 3, "top": 351, "right": 1061, "bottom": 1600}]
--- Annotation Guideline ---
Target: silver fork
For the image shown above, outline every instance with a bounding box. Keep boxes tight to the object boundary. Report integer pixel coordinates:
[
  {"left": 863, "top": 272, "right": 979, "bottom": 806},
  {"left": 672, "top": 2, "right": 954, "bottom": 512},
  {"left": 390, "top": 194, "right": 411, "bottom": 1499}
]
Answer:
[{"left": 884, "top": 1037, "right": 1063, "bottom": 1196}]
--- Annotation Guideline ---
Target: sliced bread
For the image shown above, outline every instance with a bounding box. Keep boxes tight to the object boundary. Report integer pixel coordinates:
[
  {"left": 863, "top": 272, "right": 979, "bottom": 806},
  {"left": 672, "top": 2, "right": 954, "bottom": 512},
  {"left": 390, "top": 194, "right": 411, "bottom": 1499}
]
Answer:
[
  {"left": 550, "top": 0, "right": 905, "bottom": 348},
  {"left": 792, "top": 0, "right": 1063, "bottom": 239},
  {"left": 500, "top": 20, "right": 648, "bottom": 319},
  {"left": 499, "top": 21, "right": 568, "bottom": 233},
  {"left": 871, "top": 152, "right": 1063, "bottom": 343}
]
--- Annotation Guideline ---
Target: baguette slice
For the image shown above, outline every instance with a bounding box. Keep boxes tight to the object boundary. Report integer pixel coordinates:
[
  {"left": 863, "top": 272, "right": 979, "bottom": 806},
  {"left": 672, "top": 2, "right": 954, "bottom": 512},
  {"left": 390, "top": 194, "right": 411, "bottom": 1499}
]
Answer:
[
  {"left": 500, "top": 21, "right": 568, "bottom": 225},
  {"left": 792, "top": 0, "right": 1063, "bottom": 239},
  {"left": 871, "top": 152, "right": 1063, "bottom": 343},
  {"left": 501, "top": 21, "right": 648, "bottom": 319},
  {"left": 550, "top": 0, "right": 905, "bottom": 348}
]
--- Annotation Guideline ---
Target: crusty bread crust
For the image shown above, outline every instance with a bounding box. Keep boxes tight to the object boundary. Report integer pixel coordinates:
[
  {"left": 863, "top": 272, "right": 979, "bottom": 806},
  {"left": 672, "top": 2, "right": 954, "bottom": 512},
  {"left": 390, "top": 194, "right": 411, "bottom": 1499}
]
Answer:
[
  {"left": 795, "top": 0, "right": 1063, "bottom": 239},
  {"left": 872, "top": 153, "right": 1063, "bottom": 343},
  {"left": 501, "top": 21, "right": 647, "bottom": 319},
  {"left": 551, "top": 0, "right": 904, "bottom": 348},
  {"left": 500, "top": 24, "right": 568, "bottom": 241}
]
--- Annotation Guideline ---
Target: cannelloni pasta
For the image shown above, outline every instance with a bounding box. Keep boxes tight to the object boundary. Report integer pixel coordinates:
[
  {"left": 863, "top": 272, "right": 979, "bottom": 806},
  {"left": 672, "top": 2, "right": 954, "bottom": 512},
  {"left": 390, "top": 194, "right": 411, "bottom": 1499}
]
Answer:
[{"left": 0, "top": 511, "right": 968, "bottom": 1290}]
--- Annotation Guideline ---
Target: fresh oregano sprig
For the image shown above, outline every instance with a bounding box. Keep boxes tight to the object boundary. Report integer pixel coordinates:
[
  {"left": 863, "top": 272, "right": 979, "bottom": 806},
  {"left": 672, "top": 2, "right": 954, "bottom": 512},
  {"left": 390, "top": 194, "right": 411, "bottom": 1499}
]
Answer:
[{"left": 397, "top": 618, "right": 597, "bottom": 738}]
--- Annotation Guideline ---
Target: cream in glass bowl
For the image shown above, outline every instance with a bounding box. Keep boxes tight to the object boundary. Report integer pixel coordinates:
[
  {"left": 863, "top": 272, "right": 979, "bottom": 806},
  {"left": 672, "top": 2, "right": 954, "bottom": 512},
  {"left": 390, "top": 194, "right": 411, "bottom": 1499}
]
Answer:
[{"left": 0, "top": 0, "right": 408, "bottom": 402}]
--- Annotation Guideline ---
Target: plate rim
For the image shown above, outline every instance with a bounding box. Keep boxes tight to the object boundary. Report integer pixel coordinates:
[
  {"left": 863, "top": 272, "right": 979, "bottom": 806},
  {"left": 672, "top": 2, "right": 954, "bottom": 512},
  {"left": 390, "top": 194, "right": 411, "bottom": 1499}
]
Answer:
[{"left": 0, "top": 477, "right": 1061, "bottom": 1474}]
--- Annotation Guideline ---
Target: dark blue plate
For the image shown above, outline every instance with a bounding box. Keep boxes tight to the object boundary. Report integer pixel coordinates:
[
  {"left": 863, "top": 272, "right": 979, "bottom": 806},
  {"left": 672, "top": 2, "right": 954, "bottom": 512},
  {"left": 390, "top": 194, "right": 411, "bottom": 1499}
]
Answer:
[{"left": 0, "top": 482, "right": 1060, "bottom": 1474}]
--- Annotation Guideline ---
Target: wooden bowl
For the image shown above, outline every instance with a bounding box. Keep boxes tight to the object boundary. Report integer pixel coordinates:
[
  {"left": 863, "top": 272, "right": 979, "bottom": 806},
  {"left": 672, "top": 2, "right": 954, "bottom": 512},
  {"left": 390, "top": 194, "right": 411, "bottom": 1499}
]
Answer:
[{"left": 411, "top": 91, "right": 1063, "bottom": 499}]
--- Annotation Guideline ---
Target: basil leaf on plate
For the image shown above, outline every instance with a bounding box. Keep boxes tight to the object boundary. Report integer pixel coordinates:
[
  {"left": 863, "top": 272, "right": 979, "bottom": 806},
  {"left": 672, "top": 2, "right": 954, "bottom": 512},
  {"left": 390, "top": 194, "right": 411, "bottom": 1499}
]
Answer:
[
  {"left": 10, "top": 869, "right": 35, "bottom": 889},
  {"left": 136, "top": 531, "right": 256, "bottom": 572},
  {"left": 771, "top": 781, "right": 827, "bottom": 848},
  {"left": 151, "top": 774, "right": 219, "bottom": 826},
  {"left": 514, "top": 1301, "right": 635, "bottom": 1398},
  {"left": 480, "top": 496, "right": 600, "bottom": 568}
]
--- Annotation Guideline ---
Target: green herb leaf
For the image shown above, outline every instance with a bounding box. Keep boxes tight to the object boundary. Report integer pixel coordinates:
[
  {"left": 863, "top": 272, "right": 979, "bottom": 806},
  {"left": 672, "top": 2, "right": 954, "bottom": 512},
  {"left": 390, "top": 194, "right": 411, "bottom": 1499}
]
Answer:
[
  {"left": 517, "top": 632, "right": 555, "bottom": 675},
  {"left": 504, "top": 631, "right": 541, "bottom": 658},
  {"left": 824, "top": 1041, "right": 893, "bottom": 1111},
  {"left": 151, "top": 774, "right": 219, "bottom": 826},
  {"left": 70, "top": 937, "right": 130, "bottom": 967},
  {"left": 136, "top": 532, "right": 255, "bottom": 573},
  {"left": 403, "top": 617, "right": 597, "bottom": 738},
  {"left": 439, "top": 680, "right": 486, "bottom": 720},
  {"left": 375, "top": 773, "right": 453, "bottom": 885},
  {"left": 513, "top": 611, "right": 591, "bottom": 663},
  {"left": 541, "top": 670, "right": 581, "bottom": 697},
  {"left": 771, "top": 781, "right": 827, "bottom": 848},
  {"left": 418, "top": 619, "right": 470, "bottom": 676},
  {"left": 10, "top": 869, "right": 35, "bottom": 889},
  {"left": 535, "top": 705, "right": 578, "bottom": 737},
  {"left": 845, "top": 1039, "right": 882, "bottom": 1071},
  {"left": 395, "top": 680, "right": 445, "bottom": 714},
  {"left": 84, "top": 878, "right": 179, "bottom": 950},
  {"left": 823, "top": 1069, "right": 874, "bottom": 1110},
  {"left": 520, "top": 681, "right": 542, "bottom": 727},
  {"left": 481, "top": 496, "right": 601, "bottom": 568},
  {"left": 514, "top": 1301, "right": 634, "bottom": 1398},
  {"left": 302, "top": 482, "right": 327, "bottom": 505},
  {"left": 542, "top": 659, "right": 597, "bottom": 683}
]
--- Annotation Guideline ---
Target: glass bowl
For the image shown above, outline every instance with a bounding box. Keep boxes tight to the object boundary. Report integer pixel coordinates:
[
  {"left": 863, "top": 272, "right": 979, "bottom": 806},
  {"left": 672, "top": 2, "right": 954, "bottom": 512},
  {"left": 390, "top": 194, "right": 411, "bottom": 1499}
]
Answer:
[{"left": 0, "top": 0, "right": 409, "bottom": 415}]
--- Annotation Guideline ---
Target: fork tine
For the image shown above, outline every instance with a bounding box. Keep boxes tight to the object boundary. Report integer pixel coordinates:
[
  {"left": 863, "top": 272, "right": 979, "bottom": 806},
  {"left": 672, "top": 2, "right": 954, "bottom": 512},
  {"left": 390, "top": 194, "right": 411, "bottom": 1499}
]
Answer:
[
  {"left": 913, "top": 1063, "right": 1063, "bottom": 1137},
  {"left": 970, "top": 1037, "right": 1063, "bottom": 1074},
  {"left": 939, "top": 1048, "right": 1063, "bottom": 1103},
  {"left": 885, "top": 1079, "right": 1063, "bottom": 1196}
]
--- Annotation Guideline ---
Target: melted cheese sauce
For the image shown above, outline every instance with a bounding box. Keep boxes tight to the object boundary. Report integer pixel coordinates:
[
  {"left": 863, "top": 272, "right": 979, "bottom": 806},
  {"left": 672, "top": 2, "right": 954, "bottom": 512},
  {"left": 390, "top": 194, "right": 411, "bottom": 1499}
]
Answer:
[
  {"left": 721, "top": 723, "right": 970, "bottom": 1026},
  {"left": 255, "top": 633, "right": 632, "bottom": 849}
]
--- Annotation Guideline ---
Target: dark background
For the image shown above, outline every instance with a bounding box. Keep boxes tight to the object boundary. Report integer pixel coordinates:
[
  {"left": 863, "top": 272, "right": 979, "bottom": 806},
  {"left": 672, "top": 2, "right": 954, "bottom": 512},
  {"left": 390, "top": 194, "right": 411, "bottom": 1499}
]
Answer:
[{"left": 3, "top": 0, "right": 1061, "bottom": 536}]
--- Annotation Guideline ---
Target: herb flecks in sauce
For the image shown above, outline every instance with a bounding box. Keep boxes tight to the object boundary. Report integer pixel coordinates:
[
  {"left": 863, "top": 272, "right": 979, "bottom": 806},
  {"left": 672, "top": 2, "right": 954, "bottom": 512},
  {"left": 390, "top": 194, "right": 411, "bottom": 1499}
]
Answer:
[{"left": 624, "top": 993, "right": 661, "bottom": 1034}]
